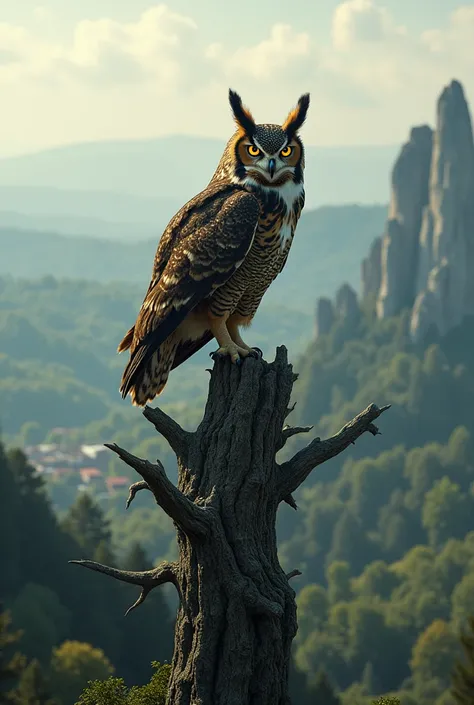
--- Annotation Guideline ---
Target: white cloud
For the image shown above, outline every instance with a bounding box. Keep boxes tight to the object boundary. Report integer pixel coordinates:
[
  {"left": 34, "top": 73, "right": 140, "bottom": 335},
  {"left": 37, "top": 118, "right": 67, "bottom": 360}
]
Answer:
[
  {"left": 221, "top": 24, "right": 311, "bottom": 80},
  {"left": 0, "top": 1, "right": 473, "bottom": 152},
  {"left": 33, "top": 6, "right": 53, "bottom": 22},
  {"left": 326, "top": 0, "right": 474, "bottom": 102},
  {"left": 0, "top": 22, "right": 58, "bottom": 83},
  {"left": 204, "top": 42, "right": 223, "bottom": 60},
  {"left": 66, "top": 6, "right": 196, "bottom": 77},
  {"left": 332, "top": 0, "right": 406, "bottom": 50},
  {"left": 0, "top": 5, "right": 199, "bottom": 88},
  {"left": 421, "top": 5, "right": 474, "bottom": 69},
  {"left": 61, "top": 6, "right": 199, "bottom": 89}
]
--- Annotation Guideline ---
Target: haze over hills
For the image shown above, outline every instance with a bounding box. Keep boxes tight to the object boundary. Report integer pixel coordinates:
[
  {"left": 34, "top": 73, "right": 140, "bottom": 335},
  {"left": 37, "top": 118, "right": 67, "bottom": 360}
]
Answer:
[
  {"left": 0, "top": 209, "right": 157, "bottom": 241},
  {"left": 0, "top": 204, "right": 386, "bottom": 310},
  {"left": 0, "top": 185, "right": 180, "bottom": 231},
  {"left": 0, "top": 186, "right": 176, "bottom": 240},
  {"left": 0, "top": 137, "right": 397, "bottom": 237}
]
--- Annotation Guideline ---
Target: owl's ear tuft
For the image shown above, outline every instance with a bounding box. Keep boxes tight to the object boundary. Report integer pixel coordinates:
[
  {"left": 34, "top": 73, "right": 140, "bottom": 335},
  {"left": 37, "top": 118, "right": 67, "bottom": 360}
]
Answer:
[
  {"left": 228, "top": 89, "right": 256, "bottom": 136},
  {"left": 282, "top": 93, "right": 310, "bottom": 139}
]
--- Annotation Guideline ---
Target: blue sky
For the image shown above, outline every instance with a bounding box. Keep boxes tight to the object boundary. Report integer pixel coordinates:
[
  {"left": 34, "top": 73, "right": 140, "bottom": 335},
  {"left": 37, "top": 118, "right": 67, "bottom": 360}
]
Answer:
[{"left": 0, "top": 0, "right": 473, "bottom": 155}]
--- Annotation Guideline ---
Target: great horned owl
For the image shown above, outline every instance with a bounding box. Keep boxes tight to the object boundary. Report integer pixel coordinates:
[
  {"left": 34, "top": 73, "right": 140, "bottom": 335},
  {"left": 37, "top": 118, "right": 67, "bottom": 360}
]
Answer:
[{"left": 119, "top": 89, "right": 310, "bottom": 405}]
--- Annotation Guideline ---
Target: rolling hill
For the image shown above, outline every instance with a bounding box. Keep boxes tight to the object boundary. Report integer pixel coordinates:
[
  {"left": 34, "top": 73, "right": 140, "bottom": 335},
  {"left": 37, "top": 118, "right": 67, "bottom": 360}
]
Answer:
[
  {"left": 1, "top": 204, "right": 386, "bottom": 310},
  {"left": 0, "top": 186, "right": 178, "bottom": 239}
]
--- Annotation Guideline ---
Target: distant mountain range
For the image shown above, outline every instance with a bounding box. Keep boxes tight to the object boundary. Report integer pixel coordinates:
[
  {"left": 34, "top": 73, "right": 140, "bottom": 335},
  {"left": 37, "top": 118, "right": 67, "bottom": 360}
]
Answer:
[
  {"left": 0, "top": 210, "right": 153, "bottom": 241},
  {"left": 0, "top": 204, "right": 386, "bottom": 311},
  {"left": 0, "top": 136, "right": 392, "bottom": 311},
  {"left": 0, "top": 185, "right": 178, "bottom": 240},
  {"left": 0, "top": 136, "right": 397, "bottom": 240}
]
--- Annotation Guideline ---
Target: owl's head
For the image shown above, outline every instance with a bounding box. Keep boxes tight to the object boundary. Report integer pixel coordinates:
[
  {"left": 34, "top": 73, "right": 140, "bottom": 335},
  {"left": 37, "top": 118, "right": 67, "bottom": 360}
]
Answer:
[{"left": 220, "top": 89, "right": 310, "bottom": 191}]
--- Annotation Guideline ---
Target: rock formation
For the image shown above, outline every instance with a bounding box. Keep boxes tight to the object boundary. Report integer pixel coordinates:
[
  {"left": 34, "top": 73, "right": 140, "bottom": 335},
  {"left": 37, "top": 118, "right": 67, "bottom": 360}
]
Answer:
[
  {"left": 335, "top": 283, "right": 360, "bottom": 324},
  {"left": 376, "top": 125, "right": 433, "bottom": 318},
  {"left": 361, "top": 79, "right": 474, "bottom": 343},
  {"left": 411, "top": 80, "right": 474, "bottom": 341},
  {"left": 315, "top": 297, "right": 334, "bottom": 338},
  {"left": 361, "top": 235, "right": 382, "bottom": 299},
  {"left": 314, "top": 284, "right": 360, "bottom": 340}
]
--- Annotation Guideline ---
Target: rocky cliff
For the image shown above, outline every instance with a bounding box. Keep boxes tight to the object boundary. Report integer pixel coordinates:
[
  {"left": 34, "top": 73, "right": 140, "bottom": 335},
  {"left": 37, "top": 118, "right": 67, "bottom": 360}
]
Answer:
[
  {"left": 361, "top": 236, "right": 382, "bottom": 300},
  {"left": 314, "top": 282, "right": 360, "bottom": 340},
  {"left": 315, "top": 297, "right": 334, "bottom": 338},
  {"left": 376, "top": 125, "right": 433, "bottom": 319},
  {"left": 360, "top": 79, "right": 474, "bottom": 342},
  {"left": 411, "top": 80, "right": 474, "bottom": 341}
]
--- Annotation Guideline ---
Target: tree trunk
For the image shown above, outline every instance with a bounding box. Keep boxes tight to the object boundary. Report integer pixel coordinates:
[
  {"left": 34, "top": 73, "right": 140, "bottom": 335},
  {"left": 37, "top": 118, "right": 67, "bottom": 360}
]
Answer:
[
  {"left": 168, "top": 348, "right": 297, "bottom": 705},
  {"left": 71, "top": 347, "right": 389, "bottom": 705}
]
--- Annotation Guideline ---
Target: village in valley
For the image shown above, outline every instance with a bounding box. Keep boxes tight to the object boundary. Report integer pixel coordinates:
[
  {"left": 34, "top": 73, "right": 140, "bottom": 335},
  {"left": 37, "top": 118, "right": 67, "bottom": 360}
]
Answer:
[{"left": 25, "top": 436, "right": 129, "bottom": 509}]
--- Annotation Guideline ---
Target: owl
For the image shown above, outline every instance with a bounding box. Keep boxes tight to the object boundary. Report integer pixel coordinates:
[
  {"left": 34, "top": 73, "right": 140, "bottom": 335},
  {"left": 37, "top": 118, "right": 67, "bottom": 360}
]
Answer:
[{"left": 118, "top": 89, "right": 310, "bottom": 405}]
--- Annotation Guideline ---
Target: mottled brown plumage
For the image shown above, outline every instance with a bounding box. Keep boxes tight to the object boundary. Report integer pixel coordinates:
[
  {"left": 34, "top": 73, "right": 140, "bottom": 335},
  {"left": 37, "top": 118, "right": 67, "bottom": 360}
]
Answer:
[{"left": 119, "top": 89, "right": 310, "bottom": 405}]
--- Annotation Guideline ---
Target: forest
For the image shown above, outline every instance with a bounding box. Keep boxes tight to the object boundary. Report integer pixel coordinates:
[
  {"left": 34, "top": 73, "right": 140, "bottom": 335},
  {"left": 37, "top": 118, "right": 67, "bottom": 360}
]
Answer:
[
  {"left": 1, "top": 268, "right": 474, "bottom": 703},
  {"left": 0, "top": 275, "right": 311, "bottom": 444}
]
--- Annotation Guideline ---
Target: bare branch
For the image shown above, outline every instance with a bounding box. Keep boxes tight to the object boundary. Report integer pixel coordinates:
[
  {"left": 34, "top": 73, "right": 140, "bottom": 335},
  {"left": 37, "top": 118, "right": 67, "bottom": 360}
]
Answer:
[
  {"left": 69, "top": 559, "right": 178, "bottom": 615},
  {"left": 284, "top": 402, "right": 297, "bottom": 420},
  {"left": 277, "top": 425, "right": 314, "bottom": 452},
  {"left": 286, "top": 569, "right": 302, "bottom": 581},
  {"left": 283, "top": 494, "right": 298, "bottom": 511},
  {"left": 126, "top": 480, "right": 150, "bottom": 509},
  {"left": 143, "top": 405, "right": 191, "bottom": 458},
  {"left": 105, "top": 443, "right": 210, "bottom": 538},
  {"left": 277, "top": 403, "right": 391, "bottom": 497}
]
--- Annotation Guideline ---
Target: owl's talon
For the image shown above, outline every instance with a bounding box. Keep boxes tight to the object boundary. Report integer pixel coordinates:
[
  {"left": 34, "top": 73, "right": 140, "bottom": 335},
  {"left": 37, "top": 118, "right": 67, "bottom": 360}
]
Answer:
[
  {"left": 250, "top": 347, "right": 263, "bottom": 358},
  {"left": 209, "top": 344, "right": 249, "bottom": 364}
]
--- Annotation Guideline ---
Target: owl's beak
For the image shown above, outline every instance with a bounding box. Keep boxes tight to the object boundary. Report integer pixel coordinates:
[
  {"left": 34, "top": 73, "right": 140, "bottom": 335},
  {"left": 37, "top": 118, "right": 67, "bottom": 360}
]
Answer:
[{"left": 268, "top": 158, "right": 276, "bottom": 179}]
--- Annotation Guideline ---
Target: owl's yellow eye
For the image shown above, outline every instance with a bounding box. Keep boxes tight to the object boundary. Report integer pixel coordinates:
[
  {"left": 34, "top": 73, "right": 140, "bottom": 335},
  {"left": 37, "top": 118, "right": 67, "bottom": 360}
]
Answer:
[
  {"left": 280, "top": 146, "right": 293, "bottom": 158},
  {"left": 247, "top": 145, "right": 261, "bottom": 157}
]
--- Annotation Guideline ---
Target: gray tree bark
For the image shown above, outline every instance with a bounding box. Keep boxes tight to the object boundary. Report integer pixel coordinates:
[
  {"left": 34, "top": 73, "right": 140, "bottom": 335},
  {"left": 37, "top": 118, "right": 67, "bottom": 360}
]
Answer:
[{"left": 71, "top": 346, "right": 389, "bottom": 705}]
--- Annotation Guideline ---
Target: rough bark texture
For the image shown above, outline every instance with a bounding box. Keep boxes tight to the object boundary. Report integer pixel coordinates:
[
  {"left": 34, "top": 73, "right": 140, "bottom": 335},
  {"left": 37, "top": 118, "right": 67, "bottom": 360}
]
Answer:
[{"left": 71, "top": 346, "right": 389, "bottom": 705}]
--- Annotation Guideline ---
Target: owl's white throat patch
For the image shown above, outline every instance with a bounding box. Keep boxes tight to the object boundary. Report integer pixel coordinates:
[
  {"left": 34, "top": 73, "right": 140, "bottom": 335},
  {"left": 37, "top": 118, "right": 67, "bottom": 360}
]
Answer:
[
  {"left": 230, "top": 174, "right": 303, "bottom": 252},
  {"left": 232, "top": 175, "right": 304, "bottom": 213},
  {"left": 271, "top": 180, "right": 304, "bottom": 214}
]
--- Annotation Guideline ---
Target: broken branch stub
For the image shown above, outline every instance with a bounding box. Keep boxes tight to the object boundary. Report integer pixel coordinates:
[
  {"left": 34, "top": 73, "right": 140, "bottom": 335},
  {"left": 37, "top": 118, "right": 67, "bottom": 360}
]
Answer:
[
  {"left": 69, "top": 559, "right": 179, "bottom": 615},
  {"left": 104, "top": 443, "right": 211, "bottom": 539},
  {"left": 277, "top": 403, "right": 391, "bottom": 499}
]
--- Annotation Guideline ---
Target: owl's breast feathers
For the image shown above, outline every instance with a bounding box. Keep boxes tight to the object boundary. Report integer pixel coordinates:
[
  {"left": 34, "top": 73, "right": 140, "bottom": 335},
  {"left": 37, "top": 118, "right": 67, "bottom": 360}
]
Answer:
[
  {"left": 258, "top": 186, "right": 304, "bottom": 248},
  {"left": 214, "top": 187, "right": 304, "bottom": 320}
]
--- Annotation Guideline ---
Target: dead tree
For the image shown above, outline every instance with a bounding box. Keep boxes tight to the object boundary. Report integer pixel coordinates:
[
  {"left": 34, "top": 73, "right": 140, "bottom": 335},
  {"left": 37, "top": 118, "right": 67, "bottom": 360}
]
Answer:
[{"left": 71, "top": 346, "right": 389, "bottom": 705}]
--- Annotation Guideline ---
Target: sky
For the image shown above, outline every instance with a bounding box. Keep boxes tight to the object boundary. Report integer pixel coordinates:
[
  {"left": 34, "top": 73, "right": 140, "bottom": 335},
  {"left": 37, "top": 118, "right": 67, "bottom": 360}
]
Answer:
[{"left": 0, "top": 0, "right": 473, "bottom": 156}]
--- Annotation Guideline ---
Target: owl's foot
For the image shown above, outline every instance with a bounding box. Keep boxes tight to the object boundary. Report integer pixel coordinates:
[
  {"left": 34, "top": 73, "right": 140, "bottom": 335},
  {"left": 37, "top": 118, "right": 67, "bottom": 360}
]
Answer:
[
  {"left": 209, "top": 344, "right": 250, "bottom": 365},
  {"left": 225, "top": 322, "right": 262, "bottom": 360},
  {"left": 250, "top": 347, "right": 263, "bottom": 358}
]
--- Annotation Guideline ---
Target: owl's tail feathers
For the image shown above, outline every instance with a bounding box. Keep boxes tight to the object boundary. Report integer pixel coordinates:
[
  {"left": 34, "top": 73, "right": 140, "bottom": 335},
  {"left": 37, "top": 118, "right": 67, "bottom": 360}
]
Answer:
[
  {"left": 119, "top": 336, "right": 177, "bottom": 406},
  {"left": 118, "top": 326, "right": 135, "bottom": 353}
]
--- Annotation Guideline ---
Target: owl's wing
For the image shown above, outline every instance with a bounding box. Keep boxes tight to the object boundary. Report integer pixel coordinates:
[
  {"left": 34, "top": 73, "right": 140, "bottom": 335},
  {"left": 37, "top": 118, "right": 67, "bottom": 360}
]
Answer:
[{"left": 120, "top": 186, "right": 260, "bottom": 398}]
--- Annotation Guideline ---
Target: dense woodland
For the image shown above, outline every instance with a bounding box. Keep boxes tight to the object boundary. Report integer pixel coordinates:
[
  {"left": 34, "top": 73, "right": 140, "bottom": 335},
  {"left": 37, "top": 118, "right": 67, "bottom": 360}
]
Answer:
[
  {"left": 0, "top": 443, "right": 175, "bottom": 702},
  {"left": 0, "top": 275, "right": 312, "bottom": 443},
  {"left": 1, "top": 267, "right": 474, "bottom": 703}
]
